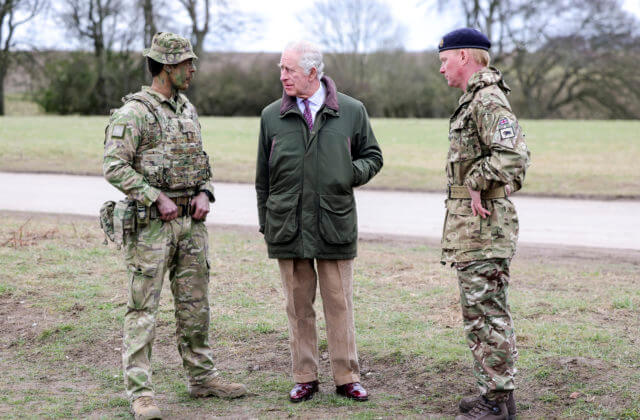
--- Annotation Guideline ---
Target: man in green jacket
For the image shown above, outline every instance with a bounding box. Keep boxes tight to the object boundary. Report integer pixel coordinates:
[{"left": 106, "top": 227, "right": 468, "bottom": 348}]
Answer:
[
  {"left": 438, "top": 28, "right": 530, "bottom": 420},
  {"left": 255, "top": 40, "right": 383, "bottom": 403}
]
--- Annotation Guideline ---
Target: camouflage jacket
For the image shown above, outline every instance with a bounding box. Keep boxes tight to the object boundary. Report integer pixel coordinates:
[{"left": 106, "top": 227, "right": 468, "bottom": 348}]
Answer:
[
  {"left": 441, "top": 67, "right": 531, "bottom": 263},
  {"left": 103, "top": 87, "right": 214, "bottom": 206}
]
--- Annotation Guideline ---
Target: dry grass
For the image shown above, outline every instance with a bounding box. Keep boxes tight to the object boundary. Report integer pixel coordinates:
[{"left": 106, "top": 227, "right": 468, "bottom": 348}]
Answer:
[{"left": 0, "top": 212, "right": 639, "bottom": 418}]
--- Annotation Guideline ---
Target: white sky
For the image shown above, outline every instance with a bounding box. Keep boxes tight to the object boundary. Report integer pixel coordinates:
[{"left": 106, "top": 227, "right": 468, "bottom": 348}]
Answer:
[{"left": 12, "top": 0, "right": 640, "bottom": 52}]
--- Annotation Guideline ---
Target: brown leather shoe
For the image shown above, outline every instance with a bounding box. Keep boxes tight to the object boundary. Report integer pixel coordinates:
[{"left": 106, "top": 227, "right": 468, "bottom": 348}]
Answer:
[
  {"left": 336, "top": 382, "right": 368, "bottom": 401},
  {"left": 289, "top": 381, "right": 319, "bottom": 402}
]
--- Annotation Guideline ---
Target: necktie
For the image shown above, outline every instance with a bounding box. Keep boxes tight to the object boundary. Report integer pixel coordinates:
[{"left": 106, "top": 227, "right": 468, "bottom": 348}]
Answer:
[{"left": 303, "top": 99, "right": 313, "bottom": 131}]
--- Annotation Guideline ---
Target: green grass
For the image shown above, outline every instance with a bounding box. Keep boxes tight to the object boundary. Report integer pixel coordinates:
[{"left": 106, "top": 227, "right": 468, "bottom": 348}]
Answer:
[
  {"left": 0, "top": 115, "right": 638, "bottom": 197},
  {"left": 3, "top": 94, "right": 44, "bottom": 116},
  {"left": 0, "top": 213, "right": 639, "bottom": 418}
]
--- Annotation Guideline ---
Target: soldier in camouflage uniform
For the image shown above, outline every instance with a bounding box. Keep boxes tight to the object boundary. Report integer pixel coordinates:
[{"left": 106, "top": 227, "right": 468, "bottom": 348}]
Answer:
[
  {"left": 103, "top": 32, "right": 246, "bottom": 420},
  {"left": 437, "top": 28, "right": 530, "bottom": 420}
]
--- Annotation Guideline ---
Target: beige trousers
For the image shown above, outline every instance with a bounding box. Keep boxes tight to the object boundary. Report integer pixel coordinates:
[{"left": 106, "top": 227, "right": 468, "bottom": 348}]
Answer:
[{"left": 278, "top": 258, "right": 360, "bottom": 386}]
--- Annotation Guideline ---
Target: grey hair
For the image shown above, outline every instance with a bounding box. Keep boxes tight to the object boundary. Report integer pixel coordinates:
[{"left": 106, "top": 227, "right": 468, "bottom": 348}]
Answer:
[{"left": 284, "top": 41, "right": 324, "bottom": 80}]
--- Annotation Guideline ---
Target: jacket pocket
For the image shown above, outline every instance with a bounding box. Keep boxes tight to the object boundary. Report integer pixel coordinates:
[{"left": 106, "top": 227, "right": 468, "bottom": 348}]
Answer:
[
  {"left": 318, "top": 194, "right": 357, "bottom": 245},
  {"left": 447, "top": 114, "right": 482, "bottom": 162},
  {"left": 442, "top": 199, "right": 491, "bottom": 249},
  {"left": 265, "top": 193, "right": 300, "bottom": 244}
]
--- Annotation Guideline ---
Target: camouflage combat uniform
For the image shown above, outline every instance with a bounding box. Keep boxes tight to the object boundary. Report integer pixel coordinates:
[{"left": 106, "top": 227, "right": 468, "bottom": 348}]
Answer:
[
  {"left": 441, "top": 67, "right": 530, "bottom": 400},
  {"left": 103, "top": 34, "right": 219, "bottom": 402}
]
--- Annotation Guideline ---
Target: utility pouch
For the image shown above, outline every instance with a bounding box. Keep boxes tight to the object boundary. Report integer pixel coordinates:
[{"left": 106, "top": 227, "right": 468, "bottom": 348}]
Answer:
[
  {"left": 99, "top": 200, "right": 116, "bottom": 244},
  {"left": 112, "top": 199, "right": 137, "bottom": 248},
  {"left": 136, "top": 201, "right": 149, "bottom": 228}
]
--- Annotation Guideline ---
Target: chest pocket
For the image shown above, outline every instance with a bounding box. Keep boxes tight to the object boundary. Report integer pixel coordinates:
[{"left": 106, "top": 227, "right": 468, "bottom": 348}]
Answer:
[
  {"left": 140, "top": 113, "right": 160, "bottom": 150},
  {"left": 179, "top": 119, "right": 199, "bottom": 143},
  {"left": 447, "top": 112, "right": 482, "bottom": 162}
]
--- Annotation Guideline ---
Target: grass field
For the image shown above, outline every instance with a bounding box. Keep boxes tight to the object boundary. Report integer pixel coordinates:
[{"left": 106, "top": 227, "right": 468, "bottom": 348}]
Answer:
[
  {"left": 0, "top": 116, "right": 638, "bottom": 198},
  {"left": 1, "top": 212, "right": 639, "bottom": 418}
]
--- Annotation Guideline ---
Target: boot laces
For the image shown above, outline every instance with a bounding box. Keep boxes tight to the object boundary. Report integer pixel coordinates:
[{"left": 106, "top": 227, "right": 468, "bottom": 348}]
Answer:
[
  {"left": 468, "top": 397, "right": 500, "bottom": 416},
  {"left": 138, "top": 397, "right": 155, "bottom": 408}
]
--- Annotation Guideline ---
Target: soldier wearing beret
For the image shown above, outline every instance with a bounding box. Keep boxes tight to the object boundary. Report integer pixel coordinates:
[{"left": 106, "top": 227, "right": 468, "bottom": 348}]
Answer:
[
  {"left": 103, "top": 32, "right": 246, "bottom": 419},
  {"left": 437, "top": 28, "right": 531, "bottom": 420}
]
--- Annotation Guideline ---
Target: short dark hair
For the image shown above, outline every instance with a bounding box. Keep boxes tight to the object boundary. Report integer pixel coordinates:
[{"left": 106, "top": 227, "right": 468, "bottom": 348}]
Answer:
[{"left": 147, "top": 57, "right": 165, "bottom": 77}]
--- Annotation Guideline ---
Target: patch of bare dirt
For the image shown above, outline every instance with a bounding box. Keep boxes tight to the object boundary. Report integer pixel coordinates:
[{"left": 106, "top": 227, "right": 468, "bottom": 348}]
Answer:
[{"left": 0, "top": 294, "right": 61, "bottom": 350}]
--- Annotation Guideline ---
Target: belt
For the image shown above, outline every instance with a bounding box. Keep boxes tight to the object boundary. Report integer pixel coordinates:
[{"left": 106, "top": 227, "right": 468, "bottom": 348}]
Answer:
[
  {"left": 149, "top": 195, "right": 192, "bottom": 219},
  {"left": 448, "top": 185, "right": 506, "bottom": 199}
]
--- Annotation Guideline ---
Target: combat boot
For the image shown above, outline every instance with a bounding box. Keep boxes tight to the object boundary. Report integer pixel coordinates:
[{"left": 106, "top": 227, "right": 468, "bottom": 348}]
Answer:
[
  {"left": 460, "top": 392, "right": 516, "bottom": 419},
  {"left": 130, "top": 396, "right": 162, "bottom": 420},
  {"left": 188, "top": 376, "right": 247, "bottom": 399},
  {"left": 455, "top": 395, "right": 510, "bottom": 420}
]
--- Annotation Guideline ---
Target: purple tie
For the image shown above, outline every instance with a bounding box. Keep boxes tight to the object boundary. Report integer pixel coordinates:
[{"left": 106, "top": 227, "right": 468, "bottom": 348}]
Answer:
[{"left": 303, "top": 99, "right": 313, "bottom": 131}]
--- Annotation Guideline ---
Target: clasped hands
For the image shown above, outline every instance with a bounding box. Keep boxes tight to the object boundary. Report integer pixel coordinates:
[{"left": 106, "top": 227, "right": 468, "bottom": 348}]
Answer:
[{"left": 155, "top": 192, "right": 210, "bottom": 222}]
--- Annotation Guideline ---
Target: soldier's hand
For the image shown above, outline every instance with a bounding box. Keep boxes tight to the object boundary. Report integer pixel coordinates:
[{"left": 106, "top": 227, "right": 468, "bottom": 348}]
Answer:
[
  {"left": 190, "top": 192, "right": 210, "bottom": 221},
  {"left": 505, "top": 184, "right": 512, "bottom": 196},
  {"left": 156, "top": 192, "right": 178, "bottom": 221},
  {"left": 467, "top": 187, "right": 491, "bottom": 219}
]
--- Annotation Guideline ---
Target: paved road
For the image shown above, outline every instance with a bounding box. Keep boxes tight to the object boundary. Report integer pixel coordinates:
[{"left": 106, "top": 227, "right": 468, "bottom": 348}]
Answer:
[{"left": 1, "top": 172, "right": 638, "bottom": 250}]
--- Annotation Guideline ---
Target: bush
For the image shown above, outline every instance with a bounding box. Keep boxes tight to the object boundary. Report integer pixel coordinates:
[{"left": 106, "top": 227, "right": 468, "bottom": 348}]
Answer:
[{"left": 37, "top": 52, "right": 145, "bottom": 115}]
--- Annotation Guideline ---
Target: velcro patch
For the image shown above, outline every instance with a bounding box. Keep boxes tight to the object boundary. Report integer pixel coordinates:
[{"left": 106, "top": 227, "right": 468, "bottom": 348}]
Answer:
[
  {"left": 498, "top": 117, "right": 511, "bottom": 126},
  {"left": 111, "top": 124, "right": 126, "bottom": 138},
  {"left": 500, "top": 127, "right": 515, "bottom": 139}
]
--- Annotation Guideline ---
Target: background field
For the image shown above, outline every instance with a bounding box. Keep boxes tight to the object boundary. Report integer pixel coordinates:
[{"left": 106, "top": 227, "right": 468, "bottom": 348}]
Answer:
[
  {"left": 1, "top": 213, "right": 639, "bottom": 418},
  {"left": 0, "top": 116, "right": 638, "bottom": 198}
]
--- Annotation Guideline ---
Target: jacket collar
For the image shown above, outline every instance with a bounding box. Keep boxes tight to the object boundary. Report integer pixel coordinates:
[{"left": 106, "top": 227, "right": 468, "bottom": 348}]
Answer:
[
  {"left": 458, "top": 66, "right": 511, "bottom": 106},
  {"left": 280, "top": 76, "right": 339, "bottom": 116}
]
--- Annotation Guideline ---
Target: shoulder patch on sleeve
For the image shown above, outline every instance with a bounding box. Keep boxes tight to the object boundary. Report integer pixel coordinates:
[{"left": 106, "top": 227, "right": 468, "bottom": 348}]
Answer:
[
  {"left": 498, "top": 117, "right": 511, "bottom": 127},
  {"left": 494, "top": 125, "right": 516, "bottom": 148},
  {"left": 111, "top": 124, "right": 126, "bottom": 138},
  {"left": 500, "top": 126, "right": 515, "bottom": 139}
]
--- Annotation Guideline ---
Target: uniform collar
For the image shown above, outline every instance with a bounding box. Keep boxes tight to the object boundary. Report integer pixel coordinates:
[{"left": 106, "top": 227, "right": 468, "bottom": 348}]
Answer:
[
  {"left": 143, "top": 86, "right": 186, "bottom": 113},
  {"left": 459, "top": 66, "right": 510, "bottom": 105}
]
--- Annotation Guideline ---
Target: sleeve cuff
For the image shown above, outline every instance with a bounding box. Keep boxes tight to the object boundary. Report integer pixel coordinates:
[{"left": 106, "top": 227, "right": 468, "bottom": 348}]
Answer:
[
  {"left": 464, "top": 174, "right": 484, "bottom": 191},
  {"left": 200, "top": 189, "right": 215, "bottom": 202},
  {"left": 141, "top": 186, "right": 161, "bottom": 206},
  {"left": 198, "top": 182, "right": 215, "bottom": 202}
]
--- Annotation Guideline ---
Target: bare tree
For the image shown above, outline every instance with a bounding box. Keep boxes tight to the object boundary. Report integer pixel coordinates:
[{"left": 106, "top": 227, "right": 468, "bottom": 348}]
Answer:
[
  {"left": 139, "top": 0, "right": 158, "bottom": 48},
  {"left": 299, "top": 0, "right": 407, "bottom": 93},
  {"left": 433, "top": 0, "right": 640, "bottom": 118},
  {"left": 60, "top": 0, "right": 145, "bottom": 113},
  {"left": 176, "top": 0, "right": 257, "bottom": 58},
  {"left": 0, "top": 0, "right": 46, "bottom": 115},
  {"left": 60, "top": 0, "right": 123, "bottom": 113}
]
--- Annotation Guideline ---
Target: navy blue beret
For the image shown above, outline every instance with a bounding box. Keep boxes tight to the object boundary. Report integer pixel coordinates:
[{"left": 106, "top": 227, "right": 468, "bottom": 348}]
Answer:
[{"left": 438, "top": 28, "right": 491, "bottom": 52}]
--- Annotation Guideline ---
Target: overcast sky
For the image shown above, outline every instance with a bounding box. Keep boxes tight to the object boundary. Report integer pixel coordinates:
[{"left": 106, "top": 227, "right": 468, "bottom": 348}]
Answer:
[{"left": 13, "top": 0, "right": 640, "bottom": 53}]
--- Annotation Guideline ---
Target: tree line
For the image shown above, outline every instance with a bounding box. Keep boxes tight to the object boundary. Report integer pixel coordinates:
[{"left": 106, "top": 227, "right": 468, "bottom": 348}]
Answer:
[{"left": 2, "top": 0, "right": 639, "bottom": 118}]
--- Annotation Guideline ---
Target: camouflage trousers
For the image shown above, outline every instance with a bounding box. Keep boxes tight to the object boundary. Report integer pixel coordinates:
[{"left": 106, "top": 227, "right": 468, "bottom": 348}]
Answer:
[
  {"left": 455, "top": 258, "right": 518, "bottom": 400},
  {"left": 122, "top": 216, "right": 216, "bottom": 401}
]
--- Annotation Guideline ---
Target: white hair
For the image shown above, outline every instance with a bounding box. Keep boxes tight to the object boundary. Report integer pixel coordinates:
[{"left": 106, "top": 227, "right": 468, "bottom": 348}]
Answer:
[{"left": 284, "top": 41, "right": 325, "bottom": 80}]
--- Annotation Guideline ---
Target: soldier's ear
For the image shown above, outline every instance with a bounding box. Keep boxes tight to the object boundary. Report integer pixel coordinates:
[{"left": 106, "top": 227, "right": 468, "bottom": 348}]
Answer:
[
  {"left": 163, "top": 64, "right": 173, "bottom": 74},
  {"left": 459, "top": 49, "right": 469, "bottom": 64}
]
